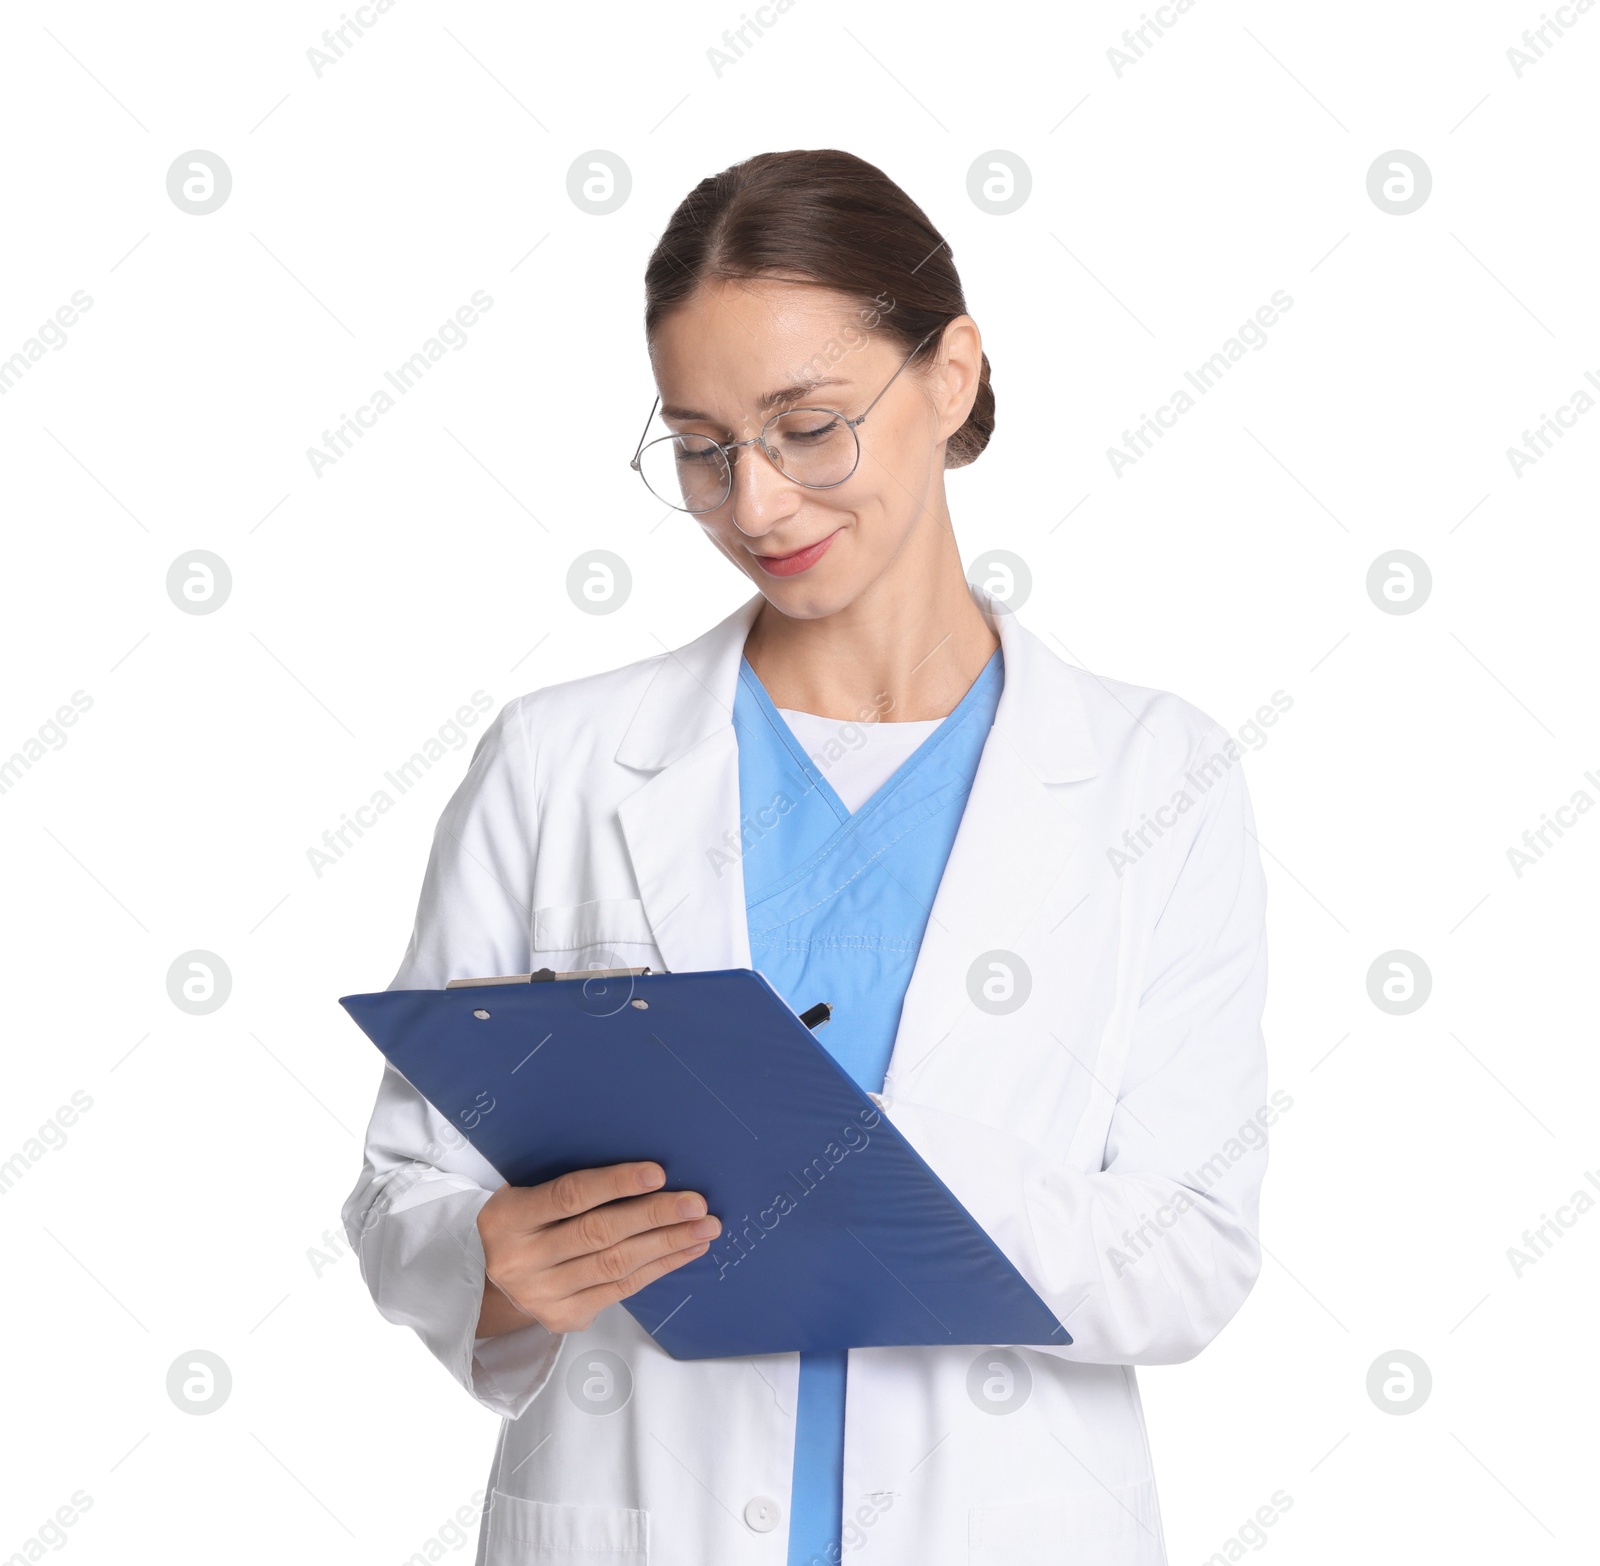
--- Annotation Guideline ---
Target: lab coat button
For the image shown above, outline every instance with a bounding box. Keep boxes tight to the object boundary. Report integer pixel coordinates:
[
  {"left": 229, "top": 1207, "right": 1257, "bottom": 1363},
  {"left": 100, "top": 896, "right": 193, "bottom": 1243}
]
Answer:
[{"left": 743, "top": 1496, "right": 782, "bottom": 1532}]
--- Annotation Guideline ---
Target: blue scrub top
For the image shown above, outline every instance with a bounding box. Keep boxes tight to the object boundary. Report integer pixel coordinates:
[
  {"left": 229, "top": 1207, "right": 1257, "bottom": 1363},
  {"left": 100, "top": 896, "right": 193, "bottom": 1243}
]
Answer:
[{"left": 731, "top": 648, "right": 1005, "bottom": 1566}]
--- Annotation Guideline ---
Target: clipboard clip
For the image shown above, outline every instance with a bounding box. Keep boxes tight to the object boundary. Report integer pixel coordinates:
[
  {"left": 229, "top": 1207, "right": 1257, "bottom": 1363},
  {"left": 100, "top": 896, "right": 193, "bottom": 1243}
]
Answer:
[{"left": 446, "top": 967, "right": 652, "bottom": 989}]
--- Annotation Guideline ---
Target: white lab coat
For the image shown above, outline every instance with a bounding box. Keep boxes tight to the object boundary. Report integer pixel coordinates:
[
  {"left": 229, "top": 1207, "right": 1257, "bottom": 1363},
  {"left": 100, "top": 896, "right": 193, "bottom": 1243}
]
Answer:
[{"left": 342, "top": 590, "right": 1270, "bottom": 1566}]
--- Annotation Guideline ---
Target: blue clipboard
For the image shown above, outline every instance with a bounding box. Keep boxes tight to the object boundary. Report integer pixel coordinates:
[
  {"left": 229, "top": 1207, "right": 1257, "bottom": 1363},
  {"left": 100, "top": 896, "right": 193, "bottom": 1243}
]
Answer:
[{"left": 340, "top": 967, "right": 1069, "bottom": 1361}]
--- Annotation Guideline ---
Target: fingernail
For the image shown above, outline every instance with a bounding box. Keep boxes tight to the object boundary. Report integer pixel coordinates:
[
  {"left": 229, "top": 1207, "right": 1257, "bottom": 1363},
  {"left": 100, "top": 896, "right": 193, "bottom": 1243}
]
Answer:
[
  {"left": 692, "top": 1216, "right": 720, "bottom": 1239},
  {"left": 676, "top": 1194, "right": 707, "bottom": 1219},
  {"left": 638, "top": 1164, "right": 664, "bottom": 1189}
]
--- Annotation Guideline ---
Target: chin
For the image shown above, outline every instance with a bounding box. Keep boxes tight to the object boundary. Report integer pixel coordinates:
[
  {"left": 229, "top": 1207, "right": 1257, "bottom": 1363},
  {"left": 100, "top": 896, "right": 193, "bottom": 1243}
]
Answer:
[{"left": 751, "top": 575, "right": 857, "bottom": 621}]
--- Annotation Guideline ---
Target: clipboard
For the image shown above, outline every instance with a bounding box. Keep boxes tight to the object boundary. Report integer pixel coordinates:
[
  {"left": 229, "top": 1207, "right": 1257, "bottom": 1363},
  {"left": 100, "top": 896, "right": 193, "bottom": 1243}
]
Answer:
[{"left": 340, "top": 966, "right": 1069, "bottom": 1360}]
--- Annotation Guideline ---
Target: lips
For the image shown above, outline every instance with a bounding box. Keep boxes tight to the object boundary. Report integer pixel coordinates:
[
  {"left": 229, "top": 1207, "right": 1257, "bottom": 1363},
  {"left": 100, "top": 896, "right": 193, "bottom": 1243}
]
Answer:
[{"left": 749, "top": 530, "right": 839, "bottom": 577}]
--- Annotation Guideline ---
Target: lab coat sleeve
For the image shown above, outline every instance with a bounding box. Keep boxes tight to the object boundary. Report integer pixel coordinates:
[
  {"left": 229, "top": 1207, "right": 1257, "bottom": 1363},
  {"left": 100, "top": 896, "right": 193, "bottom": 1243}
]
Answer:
[
  {"left": 341, "top": 699, "right": 565, "bottom": 1420},
  {"left": 890, "top": 725, "right": 1270, "bottom": 1365}
]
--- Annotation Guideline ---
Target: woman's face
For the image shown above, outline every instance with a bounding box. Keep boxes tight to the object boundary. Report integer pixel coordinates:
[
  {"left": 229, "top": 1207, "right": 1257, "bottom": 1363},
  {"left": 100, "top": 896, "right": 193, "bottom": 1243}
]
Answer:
[{"left": 647, "top": 278, "right": 978, "bottom": 620}]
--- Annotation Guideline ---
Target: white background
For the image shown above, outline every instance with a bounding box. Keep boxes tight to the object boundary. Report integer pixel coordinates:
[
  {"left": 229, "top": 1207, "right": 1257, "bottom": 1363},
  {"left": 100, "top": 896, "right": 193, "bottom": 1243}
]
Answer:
[{"left": 1, "top": 1, "right": 1595, "bottom": 1561}]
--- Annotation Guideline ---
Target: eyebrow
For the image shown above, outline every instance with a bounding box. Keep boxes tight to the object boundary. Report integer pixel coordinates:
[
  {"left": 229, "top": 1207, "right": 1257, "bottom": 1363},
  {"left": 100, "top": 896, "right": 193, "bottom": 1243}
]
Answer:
[{"left": 660, "top": 375, "right": 850, "bottom": 424}]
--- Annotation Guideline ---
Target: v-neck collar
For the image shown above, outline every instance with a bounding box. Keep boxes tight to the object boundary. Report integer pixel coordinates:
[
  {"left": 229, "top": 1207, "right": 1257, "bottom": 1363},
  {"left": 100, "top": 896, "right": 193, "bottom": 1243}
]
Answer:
[{"left": 736, "top": 649, "right": 1004, "bottom": 827}]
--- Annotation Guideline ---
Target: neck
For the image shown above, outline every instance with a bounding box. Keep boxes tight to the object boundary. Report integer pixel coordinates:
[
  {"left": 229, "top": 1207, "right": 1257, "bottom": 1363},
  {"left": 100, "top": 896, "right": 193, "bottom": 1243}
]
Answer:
[{"left": 742, "top": 511, "right": 1000, "bottom": 722}]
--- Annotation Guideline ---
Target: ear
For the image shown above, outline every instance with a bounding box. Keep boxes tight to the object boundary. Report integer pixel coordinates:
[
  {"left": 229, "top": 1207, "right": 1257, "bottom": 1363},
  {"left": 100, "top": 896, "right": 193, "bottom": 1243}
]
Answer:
[{"left": 929, "top": 315, "right": 983, "bottom": 443}]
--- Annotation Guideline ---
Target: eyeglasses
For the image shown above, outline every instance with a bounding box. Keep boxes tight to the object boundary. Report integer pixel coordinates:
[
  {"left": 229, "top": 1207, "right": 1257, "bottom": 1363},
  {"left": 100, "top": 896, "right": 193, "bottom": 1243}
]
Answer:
[{"left": 629, "top": 326, "right": 943, "bottom": 514}]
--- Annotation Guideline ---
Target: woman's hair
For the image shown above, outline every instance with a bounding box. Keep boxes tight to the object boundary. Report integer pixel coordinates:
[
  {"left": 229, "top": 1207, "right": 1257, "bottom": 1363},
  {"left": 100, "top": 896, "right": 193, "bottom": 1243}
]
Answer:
[{"left": 643, "top": 149, "right": 994, "bottom": 468}]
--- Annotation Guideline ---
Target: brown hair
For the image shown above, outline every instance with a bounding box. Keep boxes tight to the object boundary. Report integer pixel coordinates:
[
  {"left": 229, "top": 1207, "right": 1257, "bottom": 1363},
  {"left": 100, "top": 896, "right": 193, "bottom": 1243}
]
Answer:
[{"left": 643, "top": 149, "right": 994, "bottom": 468}]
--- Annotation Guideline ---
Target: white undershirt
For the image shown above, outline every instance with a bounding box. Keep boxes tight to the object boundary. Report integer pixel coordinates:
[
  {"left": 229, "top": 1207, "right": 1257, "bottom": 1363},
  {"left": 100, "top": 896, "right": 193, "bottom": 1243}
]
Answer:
[{"left": 776, "top": 708, "right": 945, "bottom": 814}]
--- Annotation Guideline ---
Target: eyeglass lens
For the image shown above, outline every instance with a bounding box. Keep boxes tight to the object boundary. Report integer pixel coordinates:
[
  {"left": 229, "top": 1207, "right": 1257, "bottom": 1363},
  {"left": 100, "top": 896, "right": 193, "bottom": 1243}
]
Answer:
[{"left": 638, "top": 409, "right": 857, "bottom": 512}]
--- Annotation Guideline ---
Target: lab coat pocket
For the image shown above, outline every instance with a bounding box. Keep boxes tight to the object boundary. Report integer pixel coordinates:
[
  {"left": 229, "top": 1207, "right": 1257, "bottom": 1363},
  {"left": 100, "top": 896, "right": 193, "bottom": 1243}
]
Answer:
[
  {"left": 532, "top": 898, "right": 660, "bottom": 965},
  {"left": 968, "top": 1481, "right": 1163, "bottom": 1565},
  {"left": 483, "top": 1491, "right": 648, "bottom": 1565}
]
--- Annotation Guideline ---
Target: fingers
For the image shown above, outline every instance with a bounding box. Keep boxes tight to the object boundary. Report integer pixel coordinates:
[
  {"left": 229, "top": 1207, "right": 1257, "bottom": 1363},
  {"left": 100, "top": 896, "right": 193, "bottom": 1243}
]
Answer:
[
  {"left": 542, "top": 1238, "right": 714, "bottom": 1334},
  {"left": 517, "top": 1161, "right": 669, "bottom": 1230},
  {"left": 546, "top": 1211, "right": 722, "bottom": 1293},
  {"left": 477, "top": 1164, "right": 721, "bottom": 1336},
  {"left": 538, "top": 1189, "right": 714, "bottom": 1268}
]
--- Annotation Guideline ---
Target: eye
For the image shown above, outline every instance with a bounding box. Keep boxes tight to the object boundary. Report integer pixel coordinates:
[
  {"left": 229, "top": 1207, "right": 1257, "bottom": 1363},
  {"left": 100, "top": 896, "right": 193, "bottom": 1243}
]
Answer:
[
  {"left": 671, "top": 436, "right": 724, "bottom": 466},
  {"left": 771, "top": 410, "right": 846, "bottom": 442}
]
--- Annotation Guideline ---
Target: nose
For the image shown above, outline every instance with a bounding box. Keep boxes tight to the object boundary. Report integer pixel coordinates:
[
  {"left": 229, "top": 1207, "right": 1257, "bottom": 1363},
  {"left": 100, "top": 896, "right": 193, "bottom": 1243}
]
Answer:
[{"left": 725, "top": 439, "right": 797, "bottom": 538}]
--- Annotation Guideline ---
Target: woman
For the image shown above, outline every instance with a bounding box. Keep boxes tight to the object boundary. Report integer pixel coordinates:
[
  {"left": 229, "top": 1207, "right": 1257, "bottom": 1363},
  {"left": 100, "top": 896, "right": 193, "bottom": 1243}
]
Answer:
[{"left": 343, "top": 149, "right": 1270, "bottom": 1566}]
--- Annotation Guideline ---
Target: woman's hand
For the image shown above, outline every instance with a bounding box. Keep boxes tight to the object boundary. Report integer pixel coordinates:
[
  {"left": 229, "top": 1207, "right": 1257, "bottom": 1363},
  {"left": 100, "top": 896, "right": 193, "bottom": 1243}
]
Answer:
[{"left": 475, "top": 1161, "right": 721, "bottom": 1337}]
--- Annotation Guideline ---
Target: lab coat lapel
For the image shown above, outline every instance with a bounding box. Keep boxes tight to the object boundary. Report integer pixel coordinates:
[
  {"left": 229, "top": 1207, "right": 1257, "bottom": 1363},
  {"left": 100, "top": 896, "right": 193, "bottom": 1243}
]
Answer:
[
  {"left": 616, "top": 598, "right": 762, "bottom": 974},
  {"left": 886, "top": 601, "right": 1103, "bottom": 1092}
]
